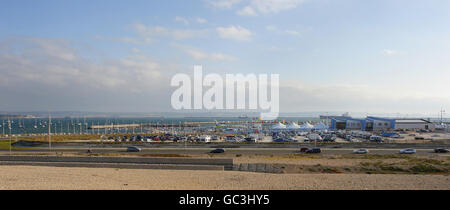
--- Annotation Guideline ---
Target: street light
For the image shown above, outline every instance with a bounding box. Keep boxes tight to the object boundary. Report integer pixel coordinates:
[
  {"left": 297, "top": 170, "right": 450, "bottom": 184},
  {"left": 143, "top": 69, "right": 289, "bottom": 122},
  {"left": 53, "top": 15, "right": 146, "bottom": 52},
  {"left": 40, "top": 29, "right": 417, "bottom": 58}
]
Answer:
[
  {"left": 8, "top": 117, "right": 12, "bottom": 155},
  {"left": 48, "top": 114, "right": 52, "bottom": 150}
]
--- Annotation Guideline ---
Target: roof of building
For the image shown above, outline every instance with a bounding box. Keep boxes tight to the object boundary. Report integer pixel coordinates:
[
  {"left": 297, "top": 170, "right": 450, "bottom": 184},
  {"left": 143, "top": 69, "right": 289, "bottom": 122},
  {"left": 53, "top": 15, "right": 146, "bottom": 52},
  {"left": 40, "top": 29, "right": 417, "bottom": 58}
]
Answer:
[{"left": 395, "top": 119, "right": 430, "bottom": 123}]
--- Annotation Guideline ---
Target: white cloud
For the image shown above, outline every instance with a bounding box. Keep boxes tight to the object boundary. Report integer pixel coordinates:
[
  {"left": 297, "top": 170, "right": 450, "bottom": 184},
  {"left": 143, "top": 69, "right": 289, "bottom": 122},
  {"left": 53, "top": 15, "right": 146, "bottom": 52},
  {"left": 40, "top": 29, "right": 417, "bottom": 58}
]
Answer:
[
  {"left": 196, "top": 18, "right": 207, "bottom": 23},
  {"left": 131, "top": 48, "right": 141, "bottom": 53},
  {"left": 216, "top": 25, "right": 252, "bottom": 41},
  {"left": 0, "top": 38, "right": 181, "bottom": 111},
  {"left": 175, "top": 17, "right": 207, "bottom": 25},
  {"left": 171, "top": 43, "right": 236, "bottom": 61},
  {"left": 133, "top": 23, "right": 170, "bottom": 36},
  {"left": 209, "top": 0, "right": 243, "bottom": 9},
  {"left": 279, "top": 81, "right": 450, "bottom": 113},
  {"left": 285, "top": 29, "right": 301, "bottom": 36},
  {"left": 171, "top": 29, "right": 210, "bottom": 40},
  {"left": 95, "top": 35, "right": 153, "bottom": 45},
  {"left": 0, "top": 38, "right": 170, "bottom": 93},
  {"left": 28, "top": 38, "right": 77, "bottom": 61},
  {"left": 237, "top": 6, "right": 257, "bottom": 16},
  {"left": 174, "top": 16, "right": 189, "bottom": 25},
  {"left": 248, "top": 0, "right": 305, "bottom": 14},
  {"left": 265, "top": 25, "right": 301, "bottom": 36},
  {"left": 132, "top": 23, "right": 210, "bottom": 40},
  {"left": 212, "top": 0, "right": 305, "bottom": 16},
  {"left": 185, "top": 49, "right": 236, "bottom": 61},
  {"left": 383, "top": 49, "right": 398, "bottom": 56}
]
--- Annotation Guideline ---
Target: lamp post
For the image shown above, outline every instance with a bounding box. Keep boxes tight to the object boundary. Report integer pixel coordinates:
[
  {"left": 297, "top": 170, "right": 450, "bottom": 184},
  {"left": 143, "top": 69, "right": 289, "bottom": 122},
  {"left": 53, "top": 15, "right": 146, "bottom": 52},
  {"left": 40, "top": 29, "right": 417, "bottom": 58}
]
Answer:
[
  {"left": 8, "top": 117, "right": 12, "bottom": 155},
  {"left": 48, "top": 114, "right": 51, "bottom": 150}
]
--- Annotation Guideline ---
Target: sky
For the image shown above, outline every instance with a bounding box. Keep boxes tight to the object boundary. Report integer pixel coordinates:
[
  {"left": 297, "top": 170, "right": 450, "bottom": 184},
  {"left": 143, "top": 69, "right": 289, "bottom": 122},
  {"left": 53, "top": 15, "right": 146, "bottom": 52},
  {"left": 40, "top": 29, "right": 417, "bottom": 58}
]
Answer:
[{"left": 0, "top": 0, "right": 449, "bottom": 116}]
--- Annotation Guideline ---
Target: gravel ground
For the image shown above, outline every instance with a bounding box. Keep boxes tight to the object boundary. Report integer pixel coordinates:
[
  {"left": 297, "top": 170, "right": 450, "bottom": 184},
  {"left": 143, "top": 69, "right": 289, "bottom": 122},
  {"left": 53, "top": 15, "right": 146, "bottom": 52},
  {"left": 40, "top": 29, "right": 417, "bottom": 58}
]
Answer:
[{"left": 0, "top": 165, "right": 449, "bottom": 190}]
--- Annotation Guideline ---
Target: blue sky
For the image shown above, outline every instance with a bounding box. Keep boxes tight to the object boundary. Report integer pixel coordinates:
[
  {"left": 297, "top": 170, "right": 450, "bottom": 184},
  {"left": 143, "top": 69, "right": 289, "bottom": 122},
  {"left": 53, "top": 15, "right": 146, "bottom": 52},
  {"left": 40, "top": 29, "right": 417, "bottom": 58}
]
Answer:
[{"left": 1, "top": 0, "right": 449, "bottom": 115}]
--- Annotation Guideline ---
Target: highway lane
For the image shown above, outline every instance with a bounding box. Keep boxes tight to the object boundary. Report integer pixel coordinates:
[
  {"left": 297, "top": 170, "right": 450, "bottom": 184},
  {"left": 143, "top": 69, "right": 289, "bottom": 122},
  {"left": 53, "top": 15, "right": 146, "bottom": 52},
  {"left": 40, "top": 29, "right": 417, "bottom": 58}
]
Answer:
[{"left": 1, "top": 147, "right": 448, "bottom": 157}]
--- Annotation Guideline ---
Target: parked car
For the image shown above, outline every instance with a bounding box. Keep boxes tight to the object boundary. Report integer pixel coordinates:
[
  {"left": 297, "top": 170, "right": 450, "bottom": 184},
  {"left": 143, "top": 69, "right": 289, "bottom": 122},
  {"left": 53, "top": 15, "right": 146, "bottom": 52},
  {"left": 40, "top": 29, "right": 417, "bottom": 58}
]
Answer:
[
  {"left": 244, "top": 137, "right": 256, "bottom": 143},
  {"left": 434, "top": 148, "right": 449, "bottom": 153},
  {"left": 322, "top": 134, "right": 336, "bottom": 142},
  {"left": 400, "top": 148, "right": 416, "bottom": 154},
  {"left": 287, "top": 137, "right": 298, "bottom": 142},
  {"left": 353, "top": 148, "right": 369, "bottom": 154},
  {"left": 225, "top": 136, "right": 237, "bottom": 142},
  {"left": 369, "top": 136, "right": 383, "bottom": 143},
  {"left": 391, "top": 134, "right": 404, "bottom": 138},
  {"left": 210, "top": 148, "right": 225, "bottom": 153},
  {"left": 273, "top": 138, "right": 288, "bottom": 142},
  {"left": 127, "top": 146, "right": 141, "bottom": 152},
  {"left": 306, "top": 148, "right": 321, "bottom": 154}
]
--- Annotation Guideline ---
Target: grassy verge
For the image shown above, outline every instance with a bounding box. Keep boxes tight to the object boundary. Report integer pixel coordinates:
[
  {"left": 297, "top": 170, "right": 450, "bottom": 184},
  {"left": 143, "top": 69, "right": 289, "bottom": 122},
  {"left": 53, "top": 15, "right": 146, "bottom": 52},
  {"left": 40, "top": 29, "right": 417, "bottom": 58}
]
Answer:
[
  {"left": 0, "top": 140, "right": 43, "bottom": 151},
  {"left": 359, "top": 158, "right": 450, "bottom": 174},
  {"left": 0, "top": 141, "right": 17, "bottom": 150},
  {"left": 265, "top": 153, "right": 324, "bottom": 160},
  {"left": 340, "top": 154, "right": 415, "bottom": 160}
]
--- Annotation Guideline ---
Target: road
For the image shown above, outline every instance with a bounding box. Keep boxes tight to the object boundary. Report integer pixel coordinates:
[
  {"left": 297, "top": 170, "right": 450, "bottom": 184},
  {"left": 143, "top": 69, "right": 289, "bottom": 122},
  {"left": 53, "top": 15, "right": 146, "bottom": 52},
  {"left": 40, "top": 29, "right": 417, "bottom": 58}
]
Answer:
[
  {"left": 1, "top": 139, "right": 449, "bottom": 156},
  {"left": 1, "top": 147, "right": 448, "bottom": 157}
]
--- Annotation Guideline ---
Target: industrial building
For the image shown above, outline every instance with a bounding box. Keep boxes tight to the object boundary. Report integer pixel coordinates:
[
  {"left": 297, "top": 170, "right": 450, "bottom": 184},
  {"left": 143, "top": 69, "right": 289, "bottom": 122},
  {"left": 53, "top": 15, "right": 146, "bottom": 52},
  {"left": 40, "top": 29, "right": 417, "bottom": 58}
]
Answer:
[{"left": 330, "top": 116, "right": 433, "bottom": 131}]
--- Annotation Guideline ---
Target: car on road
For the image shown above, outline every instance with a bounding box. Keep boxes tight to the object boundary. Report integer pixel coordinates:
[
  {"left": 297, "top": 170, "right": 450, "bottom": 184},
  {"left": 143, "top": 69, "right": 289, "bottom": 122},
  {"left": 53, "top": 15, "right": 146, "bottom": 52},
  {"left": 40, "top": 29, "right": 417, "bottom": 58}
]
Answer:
[
  {"left": 399, "top": 148, "right": 416, "bottom": 154},
  {"left": 300, "top": 147, "right": 310, "bottom": 152},
  {"left": 210, "top": 148, "right": 225, "bottom": 153},
  {"left": 434, "top": 148, "right": 449, "bottom": 153},
  {"left": 353, "top": 148, "right": 369, "bottom": 154},
  {"left": 127, "top": 146, "right": 141, "bottom": 152},
  {"left": 306, "top": 148, "right": 321, "bottom": 154}
]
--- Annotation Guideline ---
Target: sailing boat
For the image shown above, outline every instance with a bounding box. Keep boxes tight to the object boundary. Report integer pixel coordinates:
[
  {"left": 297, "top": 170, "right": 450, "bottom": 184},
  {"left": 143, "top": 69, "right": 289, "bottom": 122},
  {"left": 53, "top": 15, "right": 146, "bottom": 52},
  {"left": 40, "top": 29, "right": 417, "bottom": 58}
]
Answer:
[{"left": 238, "top": 114, "right": 249, "bottom": 119}]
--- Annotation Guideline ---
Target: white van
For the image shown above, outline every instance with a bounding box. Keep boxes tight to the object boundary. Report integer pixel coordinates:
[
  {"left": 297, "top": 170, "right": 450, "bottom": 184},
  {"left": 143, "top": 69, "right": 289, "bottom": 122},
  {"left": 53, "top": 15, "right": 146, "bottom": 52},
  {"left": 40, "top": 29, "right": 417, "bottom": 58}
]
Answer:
[{"left": 200, "top": 135, "right": 211, "bottom": 143}]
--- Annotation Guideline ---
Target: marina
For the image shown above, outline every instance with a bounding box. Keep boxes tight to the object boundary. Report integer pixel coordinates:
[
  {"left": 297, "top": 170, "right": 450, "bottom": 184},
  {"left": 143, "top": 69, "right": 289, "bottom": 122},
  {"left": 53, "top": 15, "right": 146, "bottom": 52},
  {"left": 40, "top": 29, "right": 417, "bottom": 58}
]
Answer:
[{"left": 1, "top": 114, "right": 448, "bottom": 146}]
